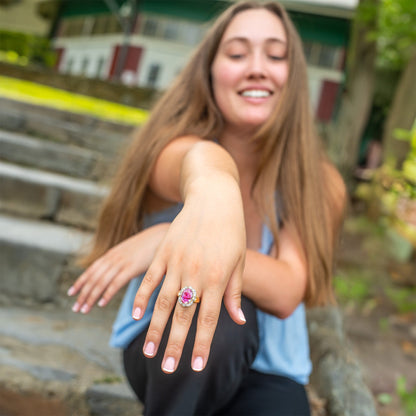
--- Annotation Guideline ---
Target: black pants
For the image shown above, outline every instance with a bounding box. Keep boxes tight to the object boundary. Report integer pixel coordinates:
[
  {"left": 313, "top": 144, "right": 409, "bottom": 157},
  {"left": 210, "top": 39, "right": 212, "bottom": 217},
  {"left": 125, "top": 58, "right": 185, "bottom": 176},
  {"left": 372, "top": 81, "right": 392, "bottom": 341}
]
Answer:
[{"left": 123, "top": 297, "right": 310, "bottom": 416}]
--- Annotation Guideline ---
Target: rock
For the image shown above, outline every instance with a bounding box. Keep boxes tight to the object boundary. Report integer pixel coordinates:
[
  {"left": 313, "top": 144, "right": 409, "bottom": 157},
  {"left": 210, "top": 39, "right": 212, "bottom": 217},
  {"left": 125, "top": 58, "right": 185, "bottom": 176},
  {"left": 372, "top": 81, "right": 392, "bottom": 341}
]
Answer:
[
  {"left": 86, "top": 383, "right": 143, "bottom": 416},
  {"left": 307, "top": 307, "right": 378, "bottom": 416}
]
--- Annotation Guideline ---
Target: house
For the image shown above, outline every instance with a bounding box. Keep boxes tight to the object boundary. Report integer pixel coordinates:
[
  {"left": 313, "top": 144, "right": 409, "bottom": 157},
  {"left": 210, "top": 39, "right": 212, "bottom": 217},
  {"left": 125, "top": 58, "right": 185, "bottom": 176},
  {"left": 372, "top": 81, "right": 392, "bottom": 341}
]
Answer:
[{"left": 49, "top": 0, "right": 358, "bottom": 122}]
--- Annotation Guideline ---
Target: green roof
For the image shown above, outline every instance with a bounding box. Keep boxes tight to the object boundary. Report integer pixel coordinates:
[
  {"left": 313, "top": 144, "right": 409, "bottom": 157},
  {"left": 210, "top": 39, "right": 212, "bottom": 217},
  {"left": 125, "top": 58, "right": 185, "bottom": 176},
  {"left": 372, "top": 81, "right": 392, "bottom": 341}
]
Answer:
[
  {"left": 60, "top": 0, "right": 227, "bottom": 22},
  {"left": 59, "top": 0, "right": 350, "bottom": 46},
  {"left": 290, "top": 11, "right": 350, "bottom": 46}
]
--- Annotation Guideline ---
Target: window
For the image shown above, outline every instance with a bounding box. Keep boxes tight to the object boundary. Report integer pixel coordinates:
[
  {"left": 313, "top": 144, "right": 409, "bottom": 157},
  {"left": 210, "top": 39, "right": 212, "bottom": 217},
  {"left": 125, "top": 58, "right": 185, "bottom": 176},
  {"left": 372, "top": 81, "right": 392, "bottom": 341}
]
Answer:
[
  {"left": 92, "top": 15, "right": 122, "bottom": 35},
  {"left": 302, "top": 41, "right": 343, "bottom": 70},
  {"left": 138, "top": 14, "right": 204, "bottom": 45},
  {"left": 82, "top": 17, "right": 95, "bottom": 36},
  {"left": 318, "top": 45, "right": 337, "bottom": 68},
  {"left": 96, "top": 56, "right": 106, "bottom": 78},
  {"left": 65, "top": 57, "right": 74, "bottom": 73},
  {"left": 81, "top": 57, "right": 89, "bottom": 75},
  {"left": 163, "top": 22, "right": 178, "bottom": 40},
  {"left": 142, "top": 18, "right": 158, "bottom": 36},
  {"left": 146, "top": 64, "right": 160, "bottom": 88}
]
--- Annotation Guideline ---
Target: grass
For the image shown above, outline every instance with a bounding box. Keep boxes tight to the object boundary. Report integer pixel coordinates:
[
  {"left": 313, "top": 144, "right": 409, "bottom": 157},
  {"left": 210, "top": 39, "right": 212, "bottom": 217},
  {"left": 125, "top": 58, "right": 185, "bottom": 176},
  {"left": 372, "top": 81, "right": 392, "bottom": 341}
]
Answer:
[{"left": 0, "top": 75, "right": 148, "bottom": 126}]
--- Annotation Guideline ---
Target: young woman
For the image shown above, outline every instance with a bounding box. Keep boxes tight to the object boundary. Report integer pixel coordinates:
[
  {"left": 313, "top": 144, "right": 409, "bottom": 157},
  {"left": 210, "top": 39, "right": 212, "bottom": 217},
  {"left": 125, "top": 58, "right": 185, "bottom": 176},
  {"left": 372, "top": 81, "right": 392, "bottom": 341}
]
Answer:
[{"left": 68, "top": 1, "right": 346, "bottom": 414}]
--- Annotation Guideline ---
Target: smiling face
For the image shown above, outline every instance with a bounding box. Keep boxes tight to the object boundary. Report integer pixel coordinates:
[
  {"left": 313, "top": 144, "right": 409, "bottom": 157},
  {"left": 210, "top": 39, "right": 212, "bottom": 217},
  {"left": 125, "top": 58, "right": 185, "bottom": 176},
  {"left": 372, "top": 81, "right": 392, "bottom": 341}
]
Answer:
[{"left": 211, "top": 8, "right": 289, "bottom": 135}]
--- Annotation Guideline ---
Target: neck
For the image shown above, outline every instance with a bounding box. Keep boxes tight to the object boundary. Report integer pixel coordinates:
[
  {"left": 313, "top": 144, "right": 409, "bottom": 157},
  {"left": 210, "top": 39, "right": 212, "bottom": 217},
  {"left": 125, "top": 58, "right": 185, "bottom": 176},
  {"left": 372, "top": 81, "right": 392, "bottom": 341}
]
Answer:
[{"left": 218, "top": 126, "right": 260, "bottom": 182}]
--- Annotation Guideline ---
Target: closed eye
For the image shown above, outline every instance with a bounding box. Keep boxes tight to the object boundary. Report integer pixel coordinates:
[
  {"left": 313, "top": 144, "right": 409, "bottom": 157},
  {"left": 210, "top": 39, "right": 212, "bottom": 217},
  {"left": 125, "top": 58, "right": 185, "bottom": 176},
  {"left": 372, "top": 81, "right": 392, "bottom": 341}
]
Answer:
[
  {"left": 269, "top": 55, "right": 286, "bottom": 61},
  {"left": 229, "top": 54, "right": 245, "bottom": 60}
]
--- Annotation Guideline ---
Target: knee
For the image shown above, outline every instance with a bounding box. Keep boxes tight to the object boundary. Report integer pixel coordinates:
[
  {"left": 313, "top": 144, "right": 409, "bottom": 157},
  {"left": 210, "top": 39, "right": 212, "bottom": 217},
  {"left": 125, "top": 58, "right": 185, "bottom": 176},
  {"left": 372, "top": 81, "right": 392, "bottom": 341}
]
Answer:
[{"left": 206, "top": 297, "right": 259, "bottom": 375}]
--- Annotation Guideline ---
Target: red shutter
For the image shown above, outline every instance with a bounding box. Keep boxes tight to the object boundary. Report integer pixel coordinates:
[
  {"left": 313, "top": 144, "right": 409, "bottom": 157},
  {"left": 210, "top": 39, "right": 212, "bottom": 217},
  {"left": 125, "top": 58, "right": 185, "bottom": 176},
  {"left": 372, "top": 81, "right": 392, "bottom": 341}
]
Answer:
[{"left": 316, "top": 80, "right": 339, "bottom": 122}]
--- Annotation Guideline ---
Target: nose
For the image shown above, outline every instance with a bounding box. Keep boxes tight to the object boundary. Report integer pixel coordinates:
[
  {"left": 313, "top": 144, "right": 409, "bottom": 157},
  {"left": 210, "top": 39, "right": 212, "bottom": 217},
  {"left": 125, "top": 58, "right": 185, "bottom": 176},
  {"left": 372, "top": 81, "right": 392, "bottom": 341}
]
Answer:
[{"left": 246, "top": 52, "right": 266, "bottom": 79}]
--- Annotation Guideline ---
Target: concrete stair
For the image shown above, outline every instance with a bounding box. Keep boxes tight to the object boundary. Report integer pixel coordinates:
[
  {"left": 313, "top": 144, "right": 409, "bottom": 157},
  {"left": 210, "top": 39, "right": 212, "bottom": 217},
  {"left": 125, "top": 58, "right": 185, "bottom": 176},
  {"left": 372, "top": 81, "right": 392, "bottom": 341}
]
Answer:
[
  {"left": 0, "top": 97, "right": 134, "bottom": 156},
  {"left": 0, "top": 160, "right": 108, "bottom": 230},
  {"left": 0, "top": 129, "right": 109, "bottom": 180},
  {"left": 0, "top": 305, "right": 143, "bottom": 416},
  {"left": 0, "top": 98, "right": 142, "bottom": 415}
]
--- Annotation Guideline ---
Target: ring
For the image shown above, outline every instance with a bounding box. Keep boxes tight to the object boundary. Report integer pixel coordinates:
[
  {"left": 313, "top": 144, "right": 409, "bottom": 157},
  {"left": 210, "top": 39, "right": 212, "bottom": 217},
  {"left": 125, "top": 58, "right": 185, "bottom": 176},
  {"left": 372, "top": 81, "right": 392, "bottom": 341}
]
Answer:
[{"left": 177, "top": 286, "right": 200, "bottom": 307}]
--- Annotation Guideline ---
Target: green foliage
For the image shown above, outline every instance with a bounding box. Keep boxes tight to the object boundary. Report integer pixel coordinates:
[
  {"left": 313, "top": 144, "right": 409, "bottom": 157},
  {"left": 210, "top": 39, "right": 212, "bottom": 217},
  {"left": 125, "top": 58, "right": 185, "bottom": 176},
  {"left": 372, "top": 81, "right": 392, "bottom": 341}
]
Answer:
[
  {"left": 356, "top": 120, "right": 416, "bottom": 247},
  {"left": 397, "top": 375, "right": 416, "bottom": 416},
  {"left": 0, "top": 30, "right": 56, "bottom": 67},
  {"left": 334, "top": 271, "right": 372, "bottom": 305},
  {"left": 358, "top": 0, "right": 416, "bottom": 70},
  {"left": 386, "top": 287, "right": 416, "bottom": 313},
  {"left": 376, "top": 0, "right": 416, "bottom": 70},
  {"left": 377, "top": 392, "right": 393, "bottom": 405}
]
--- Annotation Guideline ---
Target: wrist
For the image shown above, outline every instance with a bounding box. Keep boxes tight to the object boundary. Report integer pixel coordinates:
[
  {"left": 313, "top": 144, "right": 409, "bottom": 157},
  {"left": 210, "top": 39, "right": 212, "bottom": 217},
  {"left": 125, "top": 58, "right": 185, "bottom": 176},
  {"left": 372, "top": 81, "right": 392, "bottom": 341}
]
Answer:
[{"left": 180, "top": 142, "right": 239, "bottom": 200}]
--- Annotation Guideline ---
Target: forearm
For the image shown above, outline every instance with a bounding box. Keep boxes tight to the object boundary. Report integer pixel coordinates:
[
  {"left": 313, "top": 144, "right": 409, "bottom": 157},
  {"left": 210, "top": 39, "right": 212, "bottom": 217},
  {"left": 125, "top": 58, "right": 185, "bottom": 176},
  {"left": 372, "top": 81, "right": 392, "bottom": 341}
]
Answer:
[
  {"left": 242, "top": 224, "right": 308, "bottom": 319},
  {"left": 150, "top": 137, "right": 240, "bottom": 203}
]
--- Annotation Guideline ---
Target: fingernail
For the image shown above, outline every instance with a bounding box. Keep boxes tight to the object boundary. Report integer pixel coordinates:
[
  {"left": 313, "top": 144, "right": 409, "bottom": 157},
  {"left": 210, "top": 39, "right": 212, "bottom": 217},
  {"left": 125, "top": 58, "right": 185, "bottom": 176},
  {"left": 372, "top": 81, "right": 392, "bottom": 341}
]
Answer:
[
  {"left": 72, "top": 302, "right": 80, "bottom": 312},
  {"left": 98, "top": 298, "right": 106, "bottom": 307},
  {"left": 144, "top": 342, "right": 155, "bottom": 357},
  {"left": 80, "top": 304, "right": 89, "bottom": 314},
  {"left": 238, "top": 308, "right": 246, "bottom": 323},
  {"left": 163, "top": 357, "right": 175, "bottom": 373},
  {"left": 67, "top": 286, "right": 75, "bottom": 296},
  {"left": 192, "top": 356, "right": 204, "bottom": 372},
  {"left": 133, "top": 307, "right": 142, "bottom": 320}
]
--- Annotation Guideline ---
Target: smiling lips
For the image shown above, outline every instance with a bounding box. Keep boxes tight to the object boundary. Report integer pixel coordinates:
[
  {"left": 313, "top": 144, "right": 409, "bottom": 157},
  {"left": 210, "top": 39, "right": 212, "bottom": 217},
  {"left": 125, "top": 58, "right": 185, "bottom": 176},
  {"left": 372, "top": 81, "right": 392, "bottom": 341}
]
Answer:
[{"left": 240, "top": 89, "right": 273, "bottom": 98}]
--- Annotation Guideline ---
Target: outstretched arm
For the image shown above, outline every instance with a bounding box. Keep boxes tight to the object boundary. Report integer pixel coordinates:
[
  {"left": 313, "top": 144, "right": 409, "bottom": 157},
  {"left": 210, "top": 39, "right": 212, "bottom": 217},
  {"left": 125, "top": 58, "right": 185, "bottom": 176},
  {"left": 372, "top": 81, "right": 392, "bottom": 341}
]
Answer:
[{"left": 132, "top": 136, "right": 247, "bottom": 374}]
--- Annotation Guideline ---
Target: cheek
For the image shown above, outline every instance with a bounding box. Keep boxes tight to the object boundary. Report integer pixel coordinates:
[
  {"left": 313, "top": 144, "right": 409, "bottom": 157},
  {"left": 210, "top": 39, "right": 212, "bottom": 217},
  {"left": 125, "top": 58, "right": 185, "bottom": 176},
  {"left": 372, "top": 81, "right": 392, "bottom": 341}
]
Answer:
[
  {"left": 276, "top": 63, "right": 289, "bottom": 87},
  {"left": 212, "top": 60, "right": 239, "bottom": 92}
]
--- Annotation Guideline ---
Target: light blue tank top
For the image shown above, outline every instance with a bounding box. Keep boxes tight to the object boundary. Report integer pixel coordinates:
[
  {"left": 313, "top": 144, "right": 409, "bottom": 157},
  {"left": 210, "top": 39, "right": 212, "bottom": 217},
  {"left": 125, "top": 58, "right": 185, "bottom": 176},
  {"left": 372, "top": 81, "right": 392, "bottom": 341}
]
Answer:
[{"left": 110, "top": 203, "right": 311, "bottom": 385}]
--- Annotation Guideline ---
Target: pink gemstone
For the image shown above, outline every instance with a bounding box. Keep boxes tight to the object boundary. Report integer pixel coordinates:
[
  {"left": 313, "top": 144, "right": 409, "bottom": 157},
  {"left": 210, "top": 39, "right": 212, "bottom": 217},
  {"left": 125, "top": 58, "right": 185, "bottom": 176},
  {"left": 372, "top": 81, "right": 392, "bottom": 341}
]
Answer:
[{"left": 181, "top": 288, "right": 193, "bottom": 303}]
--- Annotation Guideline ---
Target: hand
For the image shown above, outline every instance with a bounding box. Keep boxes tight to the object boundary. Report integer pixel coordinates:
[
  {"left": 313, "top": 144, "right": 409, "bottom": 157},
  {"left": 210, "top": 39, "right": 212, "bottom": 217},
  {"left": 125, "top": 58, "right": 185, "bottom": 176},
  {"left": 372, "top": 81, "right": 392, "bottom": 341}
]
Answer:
[
  {"left": 68, "top": 223, "right": 169, "bottom": 314},
  {"left": 132, "top": 173, "right": 247, "bottom": 374}
]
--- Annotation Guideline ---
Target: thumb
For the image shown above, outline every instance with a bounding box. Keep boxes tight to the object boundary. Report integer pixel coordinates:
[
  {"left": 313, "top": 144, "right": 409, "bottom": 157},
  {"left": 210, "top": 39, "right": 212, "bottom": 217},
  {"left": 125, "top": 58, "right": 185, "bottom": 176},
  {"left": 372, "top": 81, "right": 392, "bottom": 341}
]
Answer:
[{"left": 223, "top": 263, "right": 245, "bottom": 325}]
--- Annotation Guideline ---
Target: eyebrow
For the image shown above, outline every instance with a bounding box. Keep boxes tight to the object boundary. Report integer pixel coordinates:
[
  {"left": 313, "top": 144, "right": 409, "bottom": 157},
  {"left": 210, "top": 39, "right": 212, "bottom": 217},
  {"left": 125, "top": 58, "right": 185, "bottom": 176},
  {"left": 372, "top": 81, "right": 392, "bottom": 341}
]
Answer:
[{"left": 222, "top": 36, "right": 287, "bottom": 46}]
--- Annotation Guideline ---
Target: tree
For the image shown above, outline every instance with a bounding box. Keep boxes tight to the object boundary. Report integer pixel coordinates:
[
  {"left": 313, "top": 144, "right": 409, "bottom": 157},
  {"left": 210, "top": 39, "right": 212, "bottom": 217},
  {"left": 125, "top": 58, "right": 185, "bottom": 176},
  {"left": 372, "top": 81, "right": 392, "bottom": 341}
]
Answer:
[
  {"left": 327, "top": 0, "right": 380, "bottom": 187},
  {"left": 377, "top": 0, "right": 416, "bottom": 165}
]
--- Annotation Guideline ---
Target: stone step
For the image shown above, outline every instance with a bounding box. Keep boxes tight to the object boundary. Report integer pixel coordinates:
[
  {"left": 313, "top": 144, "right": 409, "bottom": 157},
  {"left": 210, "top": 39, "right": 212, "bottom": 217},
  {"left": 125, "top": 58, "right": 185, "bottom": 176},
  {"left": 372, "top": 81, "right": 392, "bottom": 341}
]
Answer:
[
  {"left": 0, "top": 129, "right": 110, "bottom": 180},
  {"left": 0, "top": 97, "right": 134, "bottom": 156},
  {"left": 0, "top": 161, "right": 108, "bottom": 229},
  {"left": 0, "top": 304, "right": 143, "bottom": 416},
  {"left": 0, "top": 213, "right": 91, "bottom": 306}
]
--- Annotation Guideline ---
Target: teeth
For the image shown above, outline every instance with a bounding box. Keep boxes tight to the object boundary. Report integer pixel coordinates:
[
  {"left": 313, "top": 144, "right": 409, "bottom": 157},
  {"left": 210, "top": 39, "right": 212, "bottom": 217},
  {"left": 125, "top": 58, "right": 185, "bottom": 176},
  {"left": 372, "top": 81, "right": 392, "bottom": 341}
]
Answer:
[{"left": 241, "top": 90, "right": 271, "bottom": 98}]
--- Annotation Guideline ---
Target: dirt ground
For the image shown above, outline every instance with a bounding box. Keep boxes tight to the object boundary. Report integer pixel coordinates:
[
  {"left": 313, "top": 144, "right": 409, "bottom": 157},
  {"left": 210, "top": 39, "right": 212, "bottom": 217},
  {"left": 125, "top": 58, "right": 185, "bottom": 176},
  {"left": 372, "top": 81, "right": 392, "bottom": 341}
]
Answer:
[{"left": 336, "top": 209, "right": 416, "bottom": 416}]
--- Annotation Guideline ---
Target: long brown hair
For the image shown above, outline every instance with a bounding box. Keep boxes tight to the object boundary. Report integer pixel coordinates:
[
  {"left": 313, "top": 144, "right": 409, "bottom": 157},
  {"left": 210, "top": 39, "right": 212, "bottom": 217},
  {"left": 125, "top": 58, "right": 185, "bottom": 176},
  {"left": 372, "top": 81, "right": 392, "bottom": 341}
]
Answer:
[{"left": 82, "top": 1, "right": 343, "bottom": 307}]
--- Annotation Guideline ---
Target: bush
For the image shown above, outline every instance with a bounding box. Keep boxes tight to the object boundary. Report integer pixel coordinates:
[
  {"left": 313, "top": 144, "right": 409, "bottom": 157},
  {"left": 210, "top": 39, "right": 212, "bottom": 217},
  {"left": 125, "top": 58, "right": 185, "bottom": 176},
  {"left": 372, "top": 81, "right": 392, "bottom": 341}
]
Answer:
[{"left": 0, "top": 30, "right": 56, "bottom": 67}]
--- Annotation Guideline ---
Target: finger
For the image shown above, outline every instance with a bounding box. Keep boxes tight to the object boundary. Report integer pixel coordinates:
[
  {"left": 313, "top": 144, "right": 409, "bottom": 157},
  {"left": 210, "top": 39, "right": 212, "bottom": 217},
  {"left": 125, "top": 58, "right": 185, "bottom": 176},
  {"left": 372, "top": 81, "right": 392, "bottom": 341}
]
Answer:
[
  {"left": 191, "top": 290, "right": 222, "bottom": 372},
  {"left": 141, "top": 275, "right": 179, "bottom": 362},
  {"left": 71, "top": 260, "right": 112, "bottom": 312},
  {"left": 80, "top": 265, "right": 124, "bottom": 312},
  {"left": 223, "top": 261, "right": 245, "bottom": 325},
  {"left": 98, "top": 267, "right": 137, "bottom": 307},
  {"left": 160, "top": 289, "right": 199, "bottom": 373},
  {"left": 132, "top": 254, "right": 166, "bottom": 321}
]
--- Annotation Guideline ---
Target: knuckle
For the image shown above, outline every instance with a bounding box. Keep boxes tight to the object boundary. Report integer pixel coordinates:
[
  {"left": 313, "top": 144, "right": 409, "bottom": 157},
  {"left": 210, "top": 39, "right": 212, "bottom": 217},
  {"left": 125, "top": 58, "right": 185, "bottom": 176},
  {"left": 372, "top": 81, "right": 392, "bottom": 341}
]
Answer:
[
  {"left": 142, "top": 272, "right": 155, "bottom": 286},
  {"left": 199, "top": 311, "right": 218, "bottom": 328},
  {"left": 194, "top": 340, "right": 211, "bottom": 355},
  {"left": 90, "top": 286, "right": 103, "bottom": 301},
  {"left": 133, "top": 293, "right": 147, "bottom": 307},
  {"left": 165, "top": 342, "right": 182, "bottom": 356},
  {"left": 146, "top": 328, "right": 162, "bottom": 341},
  {"left": 186, "top": 258, "right": 201, "bottom": 276},
  {"left": 104, "top": 283, "right": 116, "bottom": 298},
  {"left": 207, "top": 265, "right": 225, "bottom": 286},
  {"left": 174, "top": 308, "right": 192, "bottom": 327},
  {"left": 155, "top": 294, "right": 174, "bottom": 312}
]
